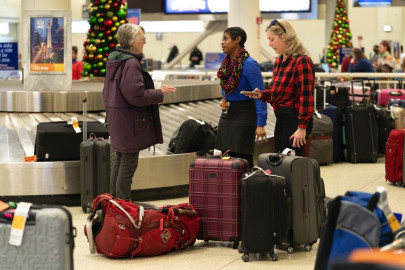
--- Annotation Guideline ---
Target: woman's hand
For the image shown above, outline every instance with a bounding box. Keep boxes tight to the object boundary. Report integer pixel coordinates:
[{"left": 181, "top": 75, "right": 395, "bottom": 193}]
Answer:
[
  {"left": 161, "top": 85, "right": 176, "bottom": 95},
  {"left": 255, "top": 126, "right": 267, "bottom": 143},
  {"left": 289, "top": 128, "right": 306, "bottom": 148},
  {"left": 242, "top": 88, "right": 263, "bottom": 99}
]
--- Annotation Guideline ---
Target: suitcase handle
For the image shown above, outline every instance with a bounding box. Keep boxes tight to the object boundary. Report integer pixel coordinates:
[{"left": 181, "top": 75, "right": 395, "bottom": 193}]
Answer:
[
  {"left": 390, "top": 90, "right": 402, "bottom": 96},
  {"left": 83, "top": 97, "right": 88, "bottom": 142},
  {"left": 266, "top": 154, "right": 285, "bottom": 167}
]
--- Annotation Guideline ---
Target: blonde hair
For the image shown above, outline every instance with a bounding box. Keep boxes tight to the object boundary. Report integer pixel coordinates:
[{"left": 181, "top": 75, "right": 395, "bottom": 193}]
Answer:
[
  {"left": 117, "top": 24, "right": 145, "bottom": 50},
  {"left": 266, "top": 19, "right": 310, "bottom": 59}
]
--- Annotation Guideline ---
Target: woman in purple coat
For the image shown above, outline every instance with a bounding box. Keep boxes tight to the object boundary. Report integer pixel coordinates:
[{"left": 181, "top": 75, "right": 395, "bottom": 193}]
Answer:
[{"left": 103, "top": 24, "right": 176, "bottom": 201}]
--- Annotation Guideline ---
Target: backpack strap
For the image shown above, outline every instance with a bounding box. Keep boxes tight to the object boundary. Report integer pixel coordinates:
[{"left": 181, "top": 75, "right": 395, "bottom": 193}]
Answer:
[{"left": 108, "top": 199, "right": 142, "bottom": 229}]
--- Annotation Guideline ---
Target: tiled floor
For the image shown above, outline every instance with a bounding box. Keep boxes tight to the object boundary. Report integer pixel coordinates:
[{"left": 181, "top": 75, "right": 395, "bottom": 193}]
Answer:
[{"left": 69, "top": 157, "right": 404, "bottom": 270}]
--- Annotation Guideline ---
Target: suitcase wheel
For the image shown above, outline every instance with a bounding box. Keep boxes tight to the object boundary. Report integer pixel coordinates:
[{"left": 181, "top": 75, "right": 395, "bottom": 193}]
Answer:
[
  {"left": 238, "top": 246, "right": 244, "bottom": 254},
  {"left": 304, "top": 244, "right": 312, "bottom": 252},
  {"left": 271, "top": 253, "right": 278, "bottom": 261},
  {"left": 286, "top": 246, "right": 294, "bottom": 254},
  {"left": 232, "top": 241, "right": 239, "bottom": 249},
  {"left": 242, "top": 254, "right": 249, "bottom": 262}
]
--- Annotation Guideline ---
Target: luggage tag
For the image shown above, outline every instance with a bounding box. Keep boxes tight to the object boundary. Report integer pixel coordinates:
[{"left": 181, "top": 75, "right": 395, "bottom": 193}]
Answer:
[
  {"left": 68, "top": 117, "right": 81, "bottom": 133},
  {"left": 377, "top": 186, "right": 401, "bottom": 232},
  {"left": 221, "top": 99, "right": 230, "bottom": 114},
  {"left": 9, "top": 202, "right": 32, "bottom": 247},
  {"left": 221, "top": 150, "right": 231, "bottom": 160},
  {"left": 282, "top": 148, "right": 295, "bottom": 156}
]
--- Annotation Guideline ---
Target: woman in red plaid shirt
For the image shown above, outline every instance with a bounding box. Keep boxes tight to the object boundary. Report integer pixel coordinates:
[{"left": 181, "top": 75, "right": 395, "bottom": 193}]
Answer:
[{"left": 244, "top": 19, "right": 314, "bottom": 156}]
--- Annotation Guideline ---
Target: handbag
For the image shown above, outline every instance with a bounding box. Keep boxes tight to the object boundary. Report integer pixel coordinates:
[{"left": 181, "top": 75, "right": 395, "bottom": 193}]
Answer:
[{"left": 85, "top": 193, "right": 200, "bottom": 258}]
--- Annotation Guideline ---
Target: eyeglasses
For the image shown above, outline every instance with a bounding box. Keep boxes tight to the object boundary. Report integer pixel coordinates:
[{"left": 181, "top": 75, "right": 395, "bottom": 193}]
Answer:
[{"left": 270, "top": 19, "right": 286, "bottom": 34}]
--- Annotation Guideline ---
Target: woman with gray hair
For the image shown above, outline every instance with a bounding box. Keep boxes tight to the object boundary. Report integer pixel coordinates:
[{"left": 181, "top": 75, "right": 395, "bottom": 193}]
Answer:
[
  {"left": 103, "top": 23, "right": 176, "bottom": 201},
  {"left": 243, "top": 19, "right": 314, "bottom": 156}
]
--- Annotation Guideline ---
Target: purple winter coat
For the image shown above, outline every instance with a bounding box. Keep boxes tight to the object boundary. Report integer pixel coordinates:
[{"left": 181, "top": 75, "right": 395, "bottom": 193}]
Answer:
[{"left": 103, "top": 48, "right": 164, "bottom": 153}]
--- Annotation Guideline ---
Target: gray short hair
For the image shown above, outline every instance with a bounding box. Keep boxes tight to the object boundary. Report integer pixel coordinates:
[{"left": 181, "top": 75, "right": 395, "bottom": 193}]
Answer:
[{"left": 117, "top": 24, "right": 145, "bottom": 50}]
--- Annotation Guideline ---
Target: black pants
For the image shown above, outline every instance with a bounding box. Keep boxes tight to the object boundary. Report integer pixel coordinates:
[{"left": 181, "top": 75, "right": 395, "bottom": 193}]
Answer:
[{"left": 274, "top": 107, "right": 313, "bottom": 156}]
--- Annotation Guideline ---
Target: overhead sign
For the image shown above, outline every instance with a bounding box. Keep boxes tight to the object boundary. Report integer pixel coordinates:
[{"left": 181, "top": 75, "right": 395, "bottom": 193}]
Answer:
[
  {"left": 0, "top": 42, "right": 19, "bottom": 79},
  {"left": 127, "top": 9, "right": 141, "bottom": 25}
]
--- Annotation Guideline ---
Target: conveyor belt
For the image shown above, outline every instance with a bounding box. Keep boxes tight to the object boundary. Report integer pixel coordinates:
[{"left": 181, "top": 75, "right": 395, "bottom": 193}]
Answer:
[{"left": 0, "top": 80, "right": 275, "bottom": 198}]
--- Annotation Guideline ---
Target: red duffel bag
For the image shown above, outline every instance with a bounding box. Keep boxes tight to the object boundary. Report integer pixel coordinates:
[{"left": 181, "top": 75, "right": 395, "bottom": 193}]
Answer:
[{"left": 84, "top": 193, "right": 200, "bottom": 258}]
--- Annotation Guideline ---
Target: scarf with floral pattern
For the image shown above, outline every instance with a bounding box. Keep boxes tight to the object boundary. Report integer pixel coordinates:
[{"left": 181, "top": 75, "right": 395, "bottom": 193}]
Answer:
[{"left": 217, "top": 48, "right": 249, "bottom": 94}]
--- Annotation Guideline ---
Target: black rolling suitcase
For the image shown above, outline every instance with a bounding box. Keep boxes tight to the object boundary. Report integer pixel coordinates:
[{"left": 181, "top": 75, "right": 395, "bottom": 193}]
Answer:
[
  {"left": 34, "top": 121, "right": 109, "bottom": 161},
  {"left": 0, "top": 203, "right": 76, "bottom": 269},
  {"left": 257, "top": 151, "right": 326, "bottom": 254},
  {"left": 240, "top": 167, "right": 288, "bottom": 262},
  {"left": 80, "top": 98, "right": 111, "bottom": 213},
  {"left": 344, "top": 81, "right": 378, "bottom": 163}
]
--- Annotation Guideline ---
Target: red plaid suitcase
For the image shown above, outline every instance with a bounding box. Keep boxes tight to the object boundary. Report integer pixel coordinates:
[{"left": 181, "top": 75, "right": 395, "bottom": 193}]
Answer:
[{"left": 189, "top": 157, "right": 249, "bottom": 249}]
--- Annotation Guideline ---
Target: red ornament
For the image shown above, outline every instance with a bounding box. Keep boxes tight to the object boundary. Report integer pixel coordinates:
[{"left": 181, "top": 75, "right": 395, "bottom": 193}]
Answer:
[
  {"left": 105, "top": 30, "right": 111, "bottom": 35},
  {"left": 94, "top": 69, "right": 99, "bottom": 74},
  {"left": 100, "top": 13, "right": 105, "bottom": 17},
  {"left": 105, "top": 53, "right": 109, "bottom": 57},
  {"left": 95, "top": 0, "right": 100, "bottom": 5},
  {"left": 88, "top": 28, "right": 92, "bottom": 33},
  {"left": 104, "top": 20, "right": 113, "bottom": 28},
  {"left": 84, "top": 55, "right": 89, "bottom": 60},
  {"left": 120, "top": 0, "right": 125, "bottom": 5},
  {"left": 112, "top": 2, "right": 118, "bottom": 8},
  {"left": 83, "top": 41, "right": 87, "bottom": 47},
  {"left": 109, "top": 43, "right": 115, "bottom": 49},
  {"left": 125, "top": 18, "right": 129, "bottom": 23}
]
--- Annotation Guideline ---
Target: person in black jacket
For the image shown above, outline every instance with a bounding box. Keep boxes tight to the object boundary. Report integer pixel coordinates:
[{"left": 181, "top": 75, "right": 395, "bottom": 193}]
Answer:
[
  {"left": 166, "top": 43, "right": 179, "bottom": 63},
  {"left": 189, "top": 46, "right": 203, "bottom": 67}
]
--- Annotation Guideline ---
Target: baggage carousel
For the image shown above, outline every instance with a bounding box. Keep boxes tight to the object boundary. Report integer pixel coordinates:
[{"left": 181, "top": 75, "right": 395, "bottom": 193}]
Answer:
[{"left": 0, "top": 79, "right": 275, "bottom": 203}]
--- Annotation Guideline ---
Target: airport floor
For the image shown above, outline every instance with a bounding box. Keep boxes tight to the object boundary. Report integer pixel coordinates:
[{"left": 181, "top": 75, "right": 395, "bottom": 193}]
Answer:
[{"left": 69, "top": 157, "right": 404, "bottom": 270}]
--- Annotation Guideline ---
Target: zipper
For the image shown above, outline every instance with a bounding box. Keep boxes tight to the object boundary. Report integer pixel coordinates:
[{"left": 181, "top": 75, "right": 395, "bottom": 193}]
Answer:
[
  {"left": 336, "top": 224, "right": 373, "bottom": 248},
  {"left": 368, "top": 111, "right": 377, "bottom": 160},
  {"left": 349, "top": 113, "right": 357, "bottom": 162}
]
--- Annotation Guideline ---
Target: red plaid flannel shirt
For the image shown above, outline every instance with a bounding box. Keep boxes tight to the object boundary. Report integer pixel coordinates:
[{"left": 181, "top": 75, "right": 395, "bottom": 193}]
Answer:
[{"left": 261, "top": 55, "right": 315, "bottom": 129}]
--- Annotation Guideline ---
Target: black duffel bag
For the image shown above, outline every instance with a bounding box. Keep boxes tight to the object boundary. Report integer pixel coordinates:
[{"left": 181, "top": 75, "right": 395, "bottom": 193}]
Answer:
[{"left": 169, "top": 119, "right": 217, "bottom": 155}]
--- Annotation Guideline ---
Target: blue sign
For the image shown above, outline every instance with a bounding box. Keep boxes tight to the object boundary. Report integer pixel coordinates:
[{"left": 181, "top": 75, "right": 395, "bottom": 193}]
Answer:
[
  {"left": 127, "top": 9, "right": 141, "bottom": 25},
  {"left": 205, "top": 53, "right": 226, "bottom": 69},
  {"left": 0, "top": 42, "right": 19, "bottom": 79}
]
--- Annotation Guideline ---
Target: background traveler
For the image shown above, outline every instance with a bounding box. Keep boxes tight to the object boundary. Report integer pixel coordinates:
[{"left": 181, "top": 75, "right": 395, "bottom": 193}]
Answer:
[
  {"left": 72, "top": 45, "right": 83, "bottom": 80},
  {"left": 348, "top": 47, "right": 375, "bottom": 72},
  {"left": 374, "top": 40, "right": 395, "bottom": 72},
  {"left": 103, "top": 24, "right": 176, "bottom": 201},
  {"left": 189, "top": 46, "right": 203, "bottom": 67},
  {"left": 166, "top": 42, "right": 179, "bottom": 63}
]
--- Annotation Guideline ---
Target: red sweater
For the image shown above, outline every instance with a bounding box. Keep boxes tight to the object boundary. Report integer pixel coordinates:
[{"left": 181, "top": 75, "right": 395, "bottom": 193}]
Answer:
[{"left": 72, "top": 59, "right": 83, "bottom": 80}]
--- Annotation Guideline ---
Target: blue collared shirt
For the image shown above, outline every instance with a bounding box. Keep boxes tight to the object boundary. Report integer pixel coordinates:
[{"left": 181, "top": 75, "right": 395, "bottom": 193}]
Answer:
[{"left": 221, "top": 57, "right": 267, "bottom": 127}]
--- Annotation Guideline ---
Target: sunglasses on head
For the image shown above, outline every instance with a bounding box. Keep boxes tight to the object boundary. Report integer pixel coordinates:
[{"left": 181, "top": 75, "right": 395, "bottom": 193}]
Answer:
[{"left": 270, "top": 19, "right": 286, "bottom": 34}]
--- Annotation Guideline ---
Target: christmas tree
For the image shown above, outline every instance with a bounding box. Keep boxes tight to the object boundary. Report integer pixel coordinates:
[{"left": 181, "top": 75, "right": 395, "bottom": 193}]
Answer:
[
  {"left": 82, "top": 0, "right": 128, "bottom": 77},
  {"left": 326, "top": 0, "right": 352, "bottom": 69}
]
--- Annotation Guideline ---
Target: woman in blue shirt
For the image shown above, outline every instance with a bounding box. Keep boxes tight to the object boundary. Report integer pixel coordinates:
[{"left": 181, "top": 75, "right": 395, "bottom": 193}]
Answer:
[
  {"left": 216, "top": 27, "right": 267, "bottom": 168},
  {"left": 348, "top": 48, "right": 375, "bottom": 73}
]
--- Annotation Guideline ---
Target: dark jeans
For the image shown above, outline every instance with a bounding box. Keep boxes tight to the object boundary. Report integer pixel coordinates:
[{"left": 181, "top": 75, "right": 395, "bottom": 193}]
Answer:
[
  {"left": 110, "top": 151, "right": 139, "bottom": 201},
  {"left": 274, "top": 107, "right": 313, "bottom": 157}
]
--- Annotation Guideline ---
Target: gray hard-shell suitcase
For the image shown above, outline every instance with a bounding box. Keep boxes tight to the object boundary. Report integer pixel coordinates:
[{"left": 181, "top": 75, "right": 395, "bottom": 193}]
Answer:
[
  {"left": 80, "top": 98, "right": 111, "bottom": 213},
  {"left": 0, "top": 205, "right": 76, "bottom": 270},
  {"left": 258, "top": 152, "right": 326, "bottom": 253}
]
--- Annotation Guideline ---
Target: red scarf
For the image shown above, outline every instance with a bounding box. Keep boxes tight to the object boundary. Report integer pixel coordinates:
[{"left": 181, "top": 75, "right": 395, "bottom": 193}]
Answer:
[{"left": 217, "top": 48, "right": 249, "bottom": 94}]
